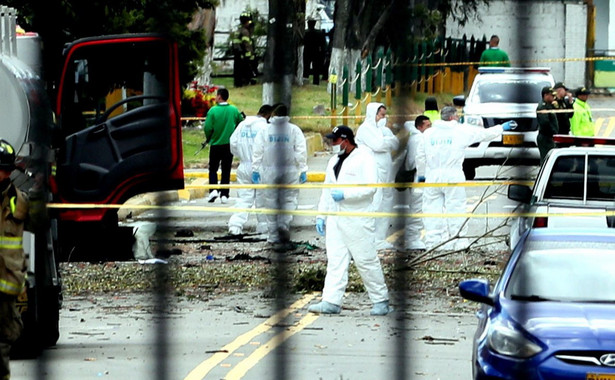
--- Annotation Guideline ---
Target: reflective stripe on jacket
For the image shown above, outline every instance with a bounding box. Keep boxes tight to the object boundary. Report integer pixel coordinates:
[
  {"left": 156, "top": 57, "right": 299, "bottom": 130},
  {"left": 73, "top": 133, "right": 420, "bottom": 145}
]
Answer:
[{"left": 0, "top": 184, "right": 28, "bottom": 296}]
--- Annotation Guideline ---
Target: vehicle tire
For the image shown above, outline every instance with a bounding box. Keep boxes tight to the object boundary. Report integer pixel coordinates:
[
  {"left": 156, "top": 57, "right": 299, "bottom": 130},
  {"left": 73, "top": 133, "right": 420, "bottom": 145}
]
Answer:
[
  {"left": 10, "top": 228, "right": 61, "bottom": 358},
  {"left": 463, "top": 162, "right": 477, "bottom": 180}
]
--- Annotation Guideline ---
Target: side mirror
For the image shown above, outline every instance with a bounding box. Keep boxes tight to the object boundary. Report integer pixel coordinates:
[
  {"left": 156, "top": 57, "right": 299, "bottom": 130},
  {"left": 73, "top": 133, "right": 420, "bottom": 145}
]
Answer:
[
  {"left": 459, "top": 279, "right": 494, "bottom": 306},
  {"left": 508, "top": 184, "right": 533, "bottom": 203},
  {"left": 453, "top": 95, "right": 466, "bottom": 107}
]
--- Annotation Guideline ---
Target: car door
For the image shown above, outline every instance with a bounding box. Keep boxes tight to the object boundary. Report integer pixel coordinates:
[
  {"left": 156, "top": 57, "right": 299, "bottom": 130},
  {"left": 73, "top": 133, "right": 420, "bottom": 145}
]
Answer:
[{"left": 55, "top": 35, "right": 183, "bottom": 210}]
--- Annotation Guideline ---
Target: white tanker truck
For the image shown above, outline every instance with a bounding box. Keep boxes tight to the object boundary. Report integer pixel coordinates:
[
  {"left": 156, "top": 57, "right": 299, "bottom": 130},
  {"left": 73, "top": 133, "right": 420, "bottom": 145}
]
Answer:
[{"left": 0, "top": 6, "right": 184, "bottom": 355}]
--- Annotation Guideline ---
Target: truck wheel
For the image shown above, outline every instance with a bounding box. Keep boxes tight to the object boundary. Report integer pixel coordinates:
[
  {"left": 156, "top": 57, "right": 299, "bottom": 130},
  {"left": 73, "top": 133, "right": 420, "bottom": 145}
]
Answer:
[
  {"left": 463, "top": 162, "right": 477, "bottom": 180},
  {"left": 10, "top": 228, "right": 61, "bottom": 358}
]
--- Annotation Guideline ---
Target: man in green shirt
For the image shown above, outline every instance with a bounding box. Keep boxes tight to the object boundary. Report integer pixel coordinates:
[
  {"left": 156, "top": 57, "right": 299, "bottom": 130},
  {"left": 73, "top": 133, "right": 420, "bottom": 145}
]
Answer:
[
  {"left": 204, "top": 88, "right": 244, "bottom": 203},
  {"left": 570, "top": 87, "right": 594, "bottom": 137},
  {"left": 479, "top": 35, "right": 511, "bottom": 67}
]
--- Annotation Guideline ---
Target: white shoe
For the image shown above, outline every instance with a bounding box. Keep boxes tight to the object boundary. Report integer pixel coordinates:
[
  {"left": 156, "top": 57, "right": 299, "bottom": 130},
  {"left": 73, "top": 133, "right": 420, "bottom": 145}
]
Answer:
[
  {"left": 221, "top": 196, "right": 228, "bottom": 204},
  {"left": 206, "top": 190, "right": 219, "bottom": 203},
  {"left": 375, "top": 240, "right": 395, "bottom": 251},
  {"left": 229, "top": 226, "right": 242, "bottom": 235},
  {"left": 405, "top": 240, "right": 426, "bottom": 250}
]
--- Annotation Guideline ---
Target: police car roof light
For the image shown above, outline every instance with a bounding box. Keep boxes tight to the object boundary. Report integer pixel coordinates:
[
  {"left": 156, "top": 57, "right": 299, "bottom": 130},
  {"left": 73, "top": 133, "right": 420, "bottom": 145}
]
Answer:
[
  {"left": 478, "top": 67, "right": 551, "bottom": 74},
  {"left": 553, "top": 134, "right": 615, "bottom": 147}
]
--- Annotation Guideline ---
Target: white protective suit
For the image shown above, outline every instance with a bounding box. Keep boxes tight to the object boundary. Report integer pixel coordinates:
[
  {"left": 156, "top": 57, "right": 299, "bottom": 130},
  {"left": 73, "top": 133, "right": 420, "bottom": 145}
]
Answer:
[
  {"left": 318, "top": 146, "right": 389, "bottom": 306},
  {"left": 355, "top": 102, "right": 399, "bottom": 249},
  {"left": 416, "top": 120, "right": 503, "bottom": 248},
  {"left": 402, "top": 121, "right": 426, "bottom": 249},
  {"left": 252, "top": 116, "right": 308, "bottom": 242},
  {"left": 228, "top": 115, "right": 268, "bottom": 234}
]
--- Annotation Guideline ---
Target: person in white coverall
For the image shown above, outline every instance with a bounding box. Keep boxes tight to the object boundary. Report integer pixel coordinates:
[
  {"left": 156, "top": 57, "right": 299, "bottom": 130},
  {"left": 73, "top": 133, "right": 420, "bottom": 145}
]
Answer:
[
  {"left": 251, "top": 104, "right": 308, "bottom": 243},
  {"left": 228, "top": 104, "right": 273, "bottom": 235},
  {"left": 355, "top": 102, "right": 399, "bottom": 250},
  {"left": 416, "top": 106, "right": 515, "bottom": 249},
  {"left": 401, "top": 115, "right": 431, "bottom": 250},
  {"left": 308, "top": 126, "right": 391, "bottom": 316}
]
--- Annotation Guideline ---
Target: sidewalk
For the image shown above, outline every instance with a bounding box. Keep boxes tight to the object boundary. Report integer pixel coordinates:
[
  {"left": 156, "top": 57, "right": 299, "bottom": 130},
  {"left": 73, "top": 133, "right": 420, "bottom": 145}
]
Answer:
[{"left": 118, "top": 153, "right": 331, "bottom": 220}]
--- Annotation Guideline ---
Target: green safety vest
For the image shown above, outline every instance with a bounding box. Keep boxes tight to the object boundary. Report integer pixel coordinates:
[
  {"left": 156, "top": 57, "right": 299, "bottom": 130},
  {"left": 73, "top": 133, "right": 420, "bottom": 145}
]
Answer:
[{"left": 570, "top": 99, "right": 594, "bottom": 137}]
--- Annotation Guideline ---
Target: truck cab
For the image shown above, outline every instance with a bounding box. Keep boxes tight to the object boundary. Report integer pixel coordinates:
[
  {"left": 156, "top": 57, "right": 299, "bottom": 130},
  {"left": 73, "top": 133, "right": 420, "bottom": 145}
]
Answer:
[{"left": 1, "top": 6, "right": 183, "bottom": 356}]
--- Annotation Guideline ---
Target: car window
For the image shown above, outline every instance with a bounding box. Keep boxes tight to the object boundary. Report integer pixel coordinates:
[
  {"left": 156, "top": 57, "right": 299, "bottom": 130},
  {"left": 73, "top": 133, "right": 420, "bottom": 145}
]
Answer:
[
  {"left": 587, "top": 156, "right": 615, "bottom": 201},
  {"left": 506, "top": 248, "right": 615, "bottom": 302},
  {"left": 471, "top": 80, "right": 551, "bottom": 104},
  {"left": 544, "top": 155, "right": 585, "bottom": 200},
  {"left": 544, "top": 155, "right": 615, "bottom": 201}
]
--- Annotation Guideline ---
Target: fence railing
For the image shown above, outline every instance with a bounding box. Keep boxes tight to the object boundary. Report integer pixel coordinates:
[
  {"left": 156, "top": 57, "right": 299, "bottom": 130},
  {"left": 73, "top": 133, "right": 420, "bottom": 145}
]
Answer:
[{"left": 330, "top": 35, "right": 490, "bottom": 125}]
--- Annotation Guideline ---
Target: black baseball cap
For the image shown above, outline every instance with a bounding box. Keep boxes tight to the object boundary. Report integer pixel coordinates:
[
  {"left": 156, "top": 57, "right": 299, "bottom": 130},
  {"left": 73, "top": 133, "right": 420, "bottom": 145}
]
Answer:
[
  {"left": 326, "top": 125, "right": 355, "bottom": 144},
  {"left": 576, "top": 87, "right": 591, "bottom": 96},
  {"left": 553, "top": 82, "right": 567, "bottom": 90},
  {"left": 541, "top": 86, "right": 556, "bottom": 96}
]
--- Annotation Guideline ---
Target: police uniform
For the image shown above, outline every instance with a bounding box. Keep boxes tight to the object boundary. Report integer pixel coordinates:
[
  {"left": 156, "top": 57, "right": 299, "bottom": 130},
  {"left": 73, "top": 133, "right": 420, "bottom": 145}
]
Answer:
[
  {"left": 536, "top": 87, "right": 559, "bottom": 164},
  {"left": 570, "top": 87, "right": 595, "bottom": 137},
  {"left": 553, "top": 82, "right": 574, "bottom": 135}
]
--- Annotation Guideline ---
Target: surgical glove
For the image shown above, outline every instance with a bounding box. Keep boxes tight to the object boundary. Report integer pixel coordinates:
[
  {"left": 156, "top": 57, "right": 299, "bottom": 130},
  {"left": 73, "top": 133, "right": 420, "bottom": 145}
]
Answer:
[
  {"left": 299, "top": 171, "right": 307, "bottom": 184},
  {"left": 418, "top": 176, "right": 425, "bottom": 183},
  {"left": 331, "top": 190, "right": 344, "bottom": 202},
  {"left": 315, "top": 218, "right": 325, "bottom": 236},
  {"left": 502, "top": 120, "right": 518, "bottom": 131},
  {"left": 252, "top": 172, "right": 261, "bottom": 184}
]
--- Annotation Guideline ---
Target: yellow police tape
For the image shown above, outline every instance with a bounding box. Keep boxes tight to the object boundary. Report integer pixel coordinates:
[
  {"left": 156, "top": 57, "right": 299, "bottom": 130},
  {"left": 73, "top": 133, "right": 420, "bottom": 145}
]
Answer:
[
  {"left": 45, "top": 202, "right": 615, "bottom": 219},
  {"left": 180, "top": 180, "right": 534, "bottom": 189}
]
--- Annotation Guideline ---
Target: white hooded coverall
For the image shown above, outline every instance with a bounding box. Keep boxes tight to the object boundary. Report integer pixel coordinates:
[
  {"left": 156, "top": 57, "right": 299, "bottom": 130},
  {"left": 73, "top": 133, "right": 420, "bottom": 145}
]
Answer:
[
  {"left": 402, "top": 121, "right": 425, "bottom": 248},
  {"left": 355, "top": 102, "right": 399, "bottom": 248},
  {"left": 318, "top": 146, "right": 389, "bottom": 306},
  {"left": 417, "top": 120, "right": 503, "bottom": 248},
  {"left": 229, "top": 115, "right": 268, "bottom": 233},
  {"left": 252, "top": 116, "right": 308, "bottom": 241}
]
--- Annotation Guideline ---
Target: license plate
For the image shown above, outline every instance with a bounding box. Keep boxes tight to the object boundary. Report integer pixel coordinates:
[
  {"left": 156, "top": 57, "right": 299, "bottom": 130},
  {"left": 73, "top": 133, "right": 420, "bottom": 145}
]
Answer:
[
  {"left": 587, "top": 374, "right": 615, "bottom": 380},
  {"left": 503, "top": 134, "right": 524, "bottom": 145}
]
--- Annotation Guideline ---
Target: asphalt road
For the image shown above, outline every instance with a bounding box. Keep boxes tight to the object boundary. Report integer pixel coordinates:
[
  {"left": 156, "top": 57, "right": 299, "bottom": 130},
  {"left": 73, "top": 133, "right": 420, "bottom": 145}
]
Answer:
[{"left": 12, "top": 292, "right": 476, "bottom": 380}]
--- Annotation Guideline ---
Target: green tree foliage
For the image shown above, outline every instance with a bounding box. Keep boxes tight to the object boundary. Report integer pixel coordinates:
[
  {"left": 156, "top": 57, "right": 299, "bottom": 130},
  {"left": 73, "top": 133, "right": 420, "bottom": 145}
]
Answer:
[{"left": 5, "top": 0, "right": 217, "bottom": 88}]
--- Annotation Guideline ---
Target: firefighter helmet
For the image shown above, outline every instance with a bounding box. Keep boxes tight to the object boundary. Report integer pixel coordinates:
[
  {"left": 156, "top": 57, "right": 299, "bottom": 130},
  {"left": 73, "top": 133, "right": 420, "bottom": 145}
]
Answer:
[
  {"left": 240, "top": 12, "right": 252, "bottom": 24},
  {"left": 0, "top": 139, "right": 15, "bottom": 171}
]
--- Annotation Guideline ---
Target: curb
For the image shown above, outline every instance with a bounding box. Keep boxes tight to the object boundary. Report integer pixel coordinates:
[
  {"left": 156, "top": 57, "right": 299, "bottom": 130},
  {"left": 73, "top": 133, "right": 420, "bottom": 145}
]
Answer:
[{"left": 119, "top": 134, "right": 327, "bottom": 221}]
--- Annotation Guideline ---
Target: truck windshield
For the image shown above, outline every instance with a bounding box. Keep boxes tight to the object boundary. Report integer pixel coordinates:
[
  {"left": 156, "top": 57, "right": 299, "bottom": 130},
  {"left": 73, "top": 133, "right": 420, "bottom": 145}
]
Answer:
[{"left": 472, "top": 80, "right": 551, "bottom": 104}]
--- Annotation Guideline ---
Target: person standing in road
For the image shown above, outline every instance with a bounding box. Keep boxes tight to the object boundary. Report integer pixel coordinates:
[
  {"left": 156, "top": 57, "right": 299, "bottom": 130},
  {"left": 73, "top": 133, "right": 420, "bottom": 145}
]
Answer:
[
  {"left": 232, "top": 12, "right": 256, "bottom": 87},
  {"left": 204, "top": 88, "right": 244, "bottom": 204},
  {"left": 308, "top": 126, "right": 391, "bottom": 316},
  {"left": 417, "top": 106, "right": 515, "bottom": 250},
  {"left": 570, "top": 87, "right": 595, "bottom": 137},
  {"left": 251, "top": 104, "right": 308, "bottom": 244},
  {"left": 536, "top": 86, "right": 559, "bottom": 164},
  {"left": 553, "top": 82, "right": 574, "bottom": 135},
  {"left": 400, "top": 115, "right": 431, "bottom": 251},
  {"left": 479, "top": 35, "right": 511, "bottom": 67},
  {"left": 228, "top": 104, "right": 273, "bottom": 236},
  {"left": 423, "top": 97, "right": 440, "bottom": 121},
  {"left": 0, "top": 140, "right": 43, "bottom": 380},
  {"left": 355, "top": 102, "right": 399, "bottom": 251}
]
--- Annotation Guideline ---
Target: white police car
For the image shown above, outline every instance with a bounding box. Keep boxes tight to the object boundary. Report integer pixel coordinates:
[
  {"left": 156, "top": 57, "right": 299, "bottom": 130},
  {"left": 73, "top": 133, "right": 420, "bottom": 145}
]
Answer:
[{"left": 455, "top": 67, "right": 555, "bottom": 179}]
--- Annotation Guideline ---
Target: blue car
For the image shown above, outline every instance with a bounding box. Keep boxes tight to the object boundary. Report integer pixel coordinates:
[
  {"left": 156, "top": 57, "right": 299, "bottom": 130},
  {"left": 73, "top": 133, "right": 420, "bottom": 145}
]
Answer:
[{"left": 460, "top": 228, "right": 615, "bottom": 380}]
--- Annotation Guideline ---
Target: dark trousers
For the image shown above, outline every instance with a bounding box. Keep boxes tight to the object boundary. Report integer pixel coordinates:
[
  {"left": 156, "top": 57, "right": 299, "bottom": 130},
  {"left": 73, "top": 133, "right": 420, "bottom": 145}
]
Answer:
[
  {"left": 303, "top": 53, "right": 321, "bottom": 85},
  {"left": 209, "top": 144, "right": 233, "bottom": 197}
]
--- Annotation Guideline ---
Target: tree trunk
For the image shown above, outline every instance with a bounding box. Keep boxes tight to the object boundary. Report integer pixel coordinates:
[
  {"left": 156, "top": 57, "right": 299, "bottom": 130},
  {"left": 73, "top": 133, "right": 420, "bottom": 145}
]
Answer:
[
  {"left": 188, "top": 6, "right": 216, "bottom": 85},
  {"left": 262, "top": 0, "right": 304, "bottom": 109}
]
